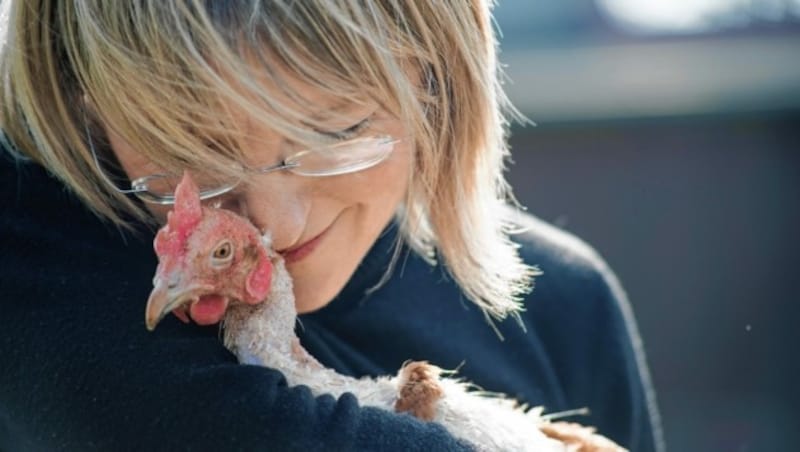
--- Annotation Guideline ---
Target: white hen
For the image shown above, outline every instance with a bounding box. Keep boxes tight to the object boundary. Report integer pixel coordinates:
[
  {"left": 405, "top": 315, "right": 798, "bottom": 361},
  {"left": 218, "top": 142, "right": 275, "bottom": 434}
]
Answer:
[{"left": 145, "top": 173, "right": 625, "bottom": 452}]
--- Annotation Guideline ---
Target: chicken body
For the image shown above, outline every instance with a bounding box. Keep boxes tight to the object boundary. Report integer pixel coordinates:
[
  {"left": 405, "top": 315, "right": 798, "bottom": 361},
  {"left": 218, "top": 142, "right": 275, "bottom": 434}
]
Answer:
[
  {"left": 223, "top": 247, "right": 566, "bottom": 452},
  {"left": 145, "top": 173, "right": 624, "bottom": 452}
]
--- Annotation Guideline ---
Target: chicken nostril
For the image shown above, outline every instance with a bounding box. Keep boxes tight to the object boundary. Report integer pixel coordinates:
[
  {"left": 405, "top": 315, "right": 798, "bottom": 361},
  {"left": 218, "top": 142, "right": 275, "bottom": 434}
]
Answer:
[{"left": 167, "top": 274, "right": 181, "bottom": 290}]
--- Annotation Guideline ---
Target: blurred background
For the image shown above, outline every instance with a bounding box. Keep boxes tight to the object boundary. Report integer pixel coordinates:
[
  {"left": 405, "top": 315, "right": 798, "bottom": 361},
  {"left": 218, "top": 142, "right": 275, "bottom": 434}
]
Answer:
[{"left": 494, "top": 1, "right": 800, "bottom": 451}]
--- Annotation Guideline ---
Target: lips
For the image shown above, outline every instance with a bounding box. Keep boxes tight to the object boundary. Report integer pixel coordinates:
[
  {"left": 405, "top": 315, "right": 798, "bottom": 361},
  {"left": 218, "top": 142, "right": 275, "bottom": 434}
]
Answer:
[{"left": 278, "top": 225, "right": 330, "bottom": 264}]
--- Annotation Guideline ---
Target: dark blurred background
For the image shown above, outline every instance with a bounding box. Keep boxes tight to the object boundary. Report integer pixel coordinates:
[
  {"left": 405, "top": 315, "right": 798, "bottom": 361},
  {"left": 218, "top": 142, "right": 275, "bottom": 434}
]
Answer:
[{"left": 494, "top": 1, "right": 800, "bottom": 451}]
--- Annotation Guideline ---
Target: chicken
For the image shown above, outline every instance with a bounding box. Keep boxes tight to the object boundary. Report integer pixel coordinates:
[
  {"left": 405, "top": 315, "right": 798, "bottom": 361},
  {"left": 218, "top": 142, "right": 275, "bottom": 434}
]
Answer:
[{"left": 144, "top": 172, "right": 626, "bottom": 452}]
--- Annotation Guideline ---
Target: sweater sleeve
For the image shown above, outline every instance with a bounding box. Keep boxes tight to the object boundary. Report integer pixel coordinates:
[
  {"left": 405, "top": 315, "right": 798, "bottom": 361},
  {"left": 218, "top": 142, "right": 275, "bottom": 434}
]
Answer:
[{"left": 0, "top": 156, "right": 471, "bottom": 452}]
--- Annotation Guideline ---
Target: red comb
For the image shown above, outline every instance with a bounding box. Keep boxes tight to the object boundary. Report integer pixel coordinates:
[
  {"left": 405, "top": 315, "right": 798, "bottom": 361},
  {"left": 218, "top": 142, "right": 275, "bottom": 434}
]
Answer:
[{"left": 154, "top": 172, "right": 202, "bottom": 258}]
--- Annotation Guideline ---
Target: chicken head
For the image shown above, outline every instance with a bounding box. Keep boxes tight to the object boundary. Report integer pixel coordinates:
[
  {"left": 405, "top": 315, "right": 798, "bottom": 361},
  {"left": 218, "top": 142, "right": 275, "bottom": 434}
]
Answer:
[{"left": 145, "top": 172, "right": 272, "bottom": 330}]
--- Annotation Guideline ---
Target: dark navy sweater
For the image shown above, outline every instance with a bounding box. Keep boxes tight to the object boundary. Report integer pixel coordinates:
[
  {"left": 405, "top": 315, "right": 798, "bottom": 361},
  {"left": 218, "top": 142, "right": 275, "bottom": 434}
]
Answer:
[{"left": 0, "top": 152, "right": 663, "bottom": 451}]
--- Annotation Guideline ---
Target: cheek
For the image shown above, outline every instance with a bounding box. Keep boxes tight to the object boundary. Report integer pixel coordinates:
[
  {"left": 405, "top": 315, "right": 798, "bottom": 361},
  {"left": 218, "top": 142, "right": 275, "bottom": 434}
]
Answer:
[
  {"left": 320, "top": 142, "right": 411, "bottom": 208},
  {"left": 290, "top": 145, "right": 411, "bottom": 313},
  {"left": 364, "top": 145, "right": 412, "bottom": 216}
]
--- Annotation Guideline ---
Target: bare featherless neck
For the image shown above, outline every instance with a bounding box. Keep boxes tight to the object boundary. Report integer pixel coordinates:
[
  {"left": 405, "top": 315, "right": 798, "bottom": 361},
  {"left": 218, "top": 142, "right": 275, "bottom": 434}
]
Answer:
[{"left": 223, "top": 241, "right": 299, "bottom": 359}]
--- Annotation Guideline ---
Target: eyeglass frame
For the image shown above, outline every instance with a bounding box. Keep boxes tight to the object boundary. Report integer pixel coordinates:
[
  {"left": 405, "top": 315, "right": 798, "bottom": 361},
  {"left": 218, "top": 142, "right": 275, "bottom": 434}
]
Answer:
[{"left": 84, "top": 120, "right": 399, "bottom": 205}]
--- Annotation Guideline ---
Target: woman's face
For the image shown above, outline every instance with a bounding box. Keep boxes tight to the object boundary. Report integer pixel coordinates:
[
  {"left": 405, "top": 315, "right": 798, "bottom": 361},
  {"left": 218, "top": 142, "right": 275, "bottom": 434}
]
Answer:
[{"left": 106, "top": 82, "right": 412, "bottom": 314}]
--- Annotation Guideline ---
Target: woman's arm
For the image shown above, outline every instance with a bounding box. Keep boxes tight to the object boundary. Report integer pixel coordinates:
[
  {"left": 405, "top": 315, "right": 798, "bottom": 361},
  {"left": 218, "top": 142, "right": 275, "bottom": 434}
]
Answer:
[{"left": 0, "top": 155, "right": 471, "bottom": 451}]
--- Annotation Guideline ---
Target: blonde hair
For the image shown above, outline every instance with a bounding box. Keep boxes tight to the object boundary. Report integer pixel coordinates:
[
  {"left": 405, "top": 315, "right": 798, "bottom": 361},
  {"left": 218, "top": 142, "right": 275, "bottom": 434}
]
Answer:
[{"left": 0, "top": 0, "right": 537, "bottom": 322}]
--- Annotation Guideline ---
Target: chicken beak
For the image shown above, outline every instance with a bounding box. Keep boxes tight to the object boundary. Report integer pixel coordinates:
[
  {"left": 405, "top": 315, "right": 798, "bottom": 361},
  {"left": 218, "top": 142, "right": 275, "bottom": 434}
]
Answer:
[{"left": 145, "top": 278, "right": 185, "bottom": 331}]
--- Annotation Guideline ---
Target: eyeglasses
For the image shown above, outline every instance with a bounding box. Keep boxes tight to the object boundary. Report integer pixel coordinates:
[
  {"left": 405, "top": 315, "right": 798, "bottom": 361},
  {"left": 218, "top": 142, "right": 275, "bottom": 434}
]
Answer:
[{"left": 86, "top": 123, "right": 399, "bottom": 205}]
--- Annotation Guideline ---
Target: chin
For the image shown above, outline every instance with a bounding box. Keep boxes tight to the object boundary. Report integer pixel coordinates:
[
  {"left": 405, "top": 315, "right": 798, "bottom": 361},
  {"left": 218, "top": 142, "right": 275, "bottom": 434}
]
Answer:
[
  {"left": 287, "top": 204, "right": 397, "bottom": 314},
  {"left": 292, "top": 238, "right": 375, "bottom": 313}
]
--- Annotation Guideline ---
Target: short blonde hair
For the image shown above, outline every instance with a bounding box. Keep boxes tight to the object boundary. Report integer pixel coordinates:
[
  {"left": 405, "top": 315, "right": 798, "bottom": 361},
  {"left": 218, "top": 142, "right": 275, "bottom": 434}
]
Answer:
[{"left": 0, "top": 0, "right": 537, "bottom": 322}]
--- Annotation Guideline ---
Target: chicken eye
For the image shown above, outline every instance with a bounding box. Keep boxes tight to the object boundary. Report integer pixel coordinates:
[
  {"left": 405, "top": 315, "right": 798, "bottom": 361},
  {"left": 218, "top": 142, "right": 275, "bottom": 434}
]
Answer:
[
  {"left": 214, "top": 242, "right": 231, "bottom": 259},
  {"left": 211, "top": 240, "right": 234, "bottom": 267}
]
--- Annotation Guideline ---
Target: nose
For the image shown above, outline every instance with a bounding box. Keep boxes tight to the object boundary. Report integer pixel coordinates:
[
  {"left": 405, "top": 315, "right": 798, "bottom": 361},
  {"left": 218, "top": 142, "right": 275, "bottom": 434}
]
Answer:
[{"left": 237, "top": 174, "right": 310, "bottom": 251}]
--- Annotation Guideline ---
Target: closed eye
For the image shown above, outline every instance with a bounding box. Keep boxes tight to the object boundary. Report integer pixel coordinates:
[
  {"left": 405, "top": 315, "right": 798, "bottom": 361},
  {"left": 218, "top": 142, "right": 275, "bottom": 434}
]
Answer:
[{"left": 317, "top": 117, "right": 371, "bottom": 140}]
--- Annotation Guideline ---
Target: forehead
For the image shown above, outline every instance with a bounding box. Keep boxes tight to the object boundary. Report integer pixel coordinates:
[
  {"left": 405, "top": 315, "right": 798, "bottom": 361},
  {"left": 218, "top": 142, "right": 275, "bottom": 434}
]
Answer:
[
  {"left": 101, "top": 34, "right": 399, "bottom": 185},
  {"left": 108, "top": 59, "right": 378, "bottom": 172}
]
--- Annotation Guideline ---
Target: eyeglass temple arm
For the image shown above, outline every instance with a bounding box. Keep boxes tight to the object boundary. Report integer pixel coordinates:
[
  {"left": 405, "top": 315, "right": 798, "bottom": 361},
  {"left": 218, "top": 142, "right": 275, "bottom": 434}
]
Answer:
[{"left": 84, "top": 121, "right": 147, "bottom": 195}]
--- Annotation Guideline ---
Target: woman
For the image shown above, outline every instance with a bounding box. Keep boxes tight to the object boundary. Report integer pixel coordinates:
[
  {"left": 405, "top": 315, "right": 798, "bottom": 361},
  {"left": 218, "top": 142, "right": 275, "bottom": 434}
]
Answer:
[{"left": 0, "top": 1, "right": 662, "bottom": 450}]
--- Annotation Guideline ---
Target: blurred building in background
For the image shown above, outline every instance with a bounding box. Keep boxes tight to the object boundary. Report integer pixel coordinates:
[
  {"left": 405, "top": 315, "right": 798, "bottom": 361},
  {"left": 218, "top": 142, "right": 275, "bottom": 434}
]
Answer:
[{"left": 494, "top": 1, "right": 800, "bottom": 451}]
